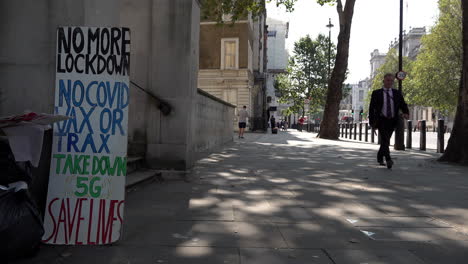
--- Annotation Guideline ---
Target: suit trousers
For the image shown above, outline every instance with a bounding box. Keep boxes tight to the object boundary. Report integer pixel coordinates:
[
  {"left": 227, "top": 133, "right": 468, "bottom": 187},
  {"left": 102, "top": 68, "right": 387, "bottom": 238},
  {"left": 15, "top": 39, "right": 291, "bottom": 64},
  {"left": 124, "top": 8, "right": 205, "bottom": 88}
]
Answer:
[{"left": 377, "top": 118, "right": 396, "bottom": 162}]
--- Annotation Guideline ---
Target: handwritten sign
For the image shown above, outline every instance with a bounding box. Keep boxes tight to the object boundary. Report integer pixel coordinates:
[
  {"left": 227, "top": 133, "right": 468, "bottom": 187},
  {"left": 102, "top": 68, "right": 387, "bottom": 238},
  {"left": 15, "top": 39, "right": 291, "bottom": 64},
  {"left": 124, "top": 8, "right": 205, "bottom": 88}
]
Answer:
[{"left": 42, "top": 27, "right": 130, "bottom": 245}]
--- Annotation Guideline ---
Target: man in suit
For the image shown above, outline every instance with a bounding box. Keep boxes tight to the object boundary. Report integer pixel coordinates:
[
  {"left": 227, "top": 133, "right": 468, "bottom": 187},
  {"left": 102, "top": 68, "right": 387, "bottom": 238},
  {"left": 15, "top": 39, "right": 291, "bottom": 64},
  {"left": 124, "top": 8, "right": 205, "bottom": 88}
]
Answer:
[{"left": 369, "top": 73, "right": 409, "bottom": 169}]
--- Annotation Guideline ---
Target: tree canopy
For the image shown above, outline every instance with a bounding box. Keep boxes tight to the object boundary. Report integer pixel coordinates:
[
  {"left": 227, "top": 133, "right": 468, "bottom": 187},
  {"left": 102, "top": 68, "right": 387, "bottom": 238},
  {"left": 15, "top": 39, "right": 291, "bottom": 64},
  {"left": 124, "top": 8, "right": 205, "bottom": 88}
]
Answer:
[
  {"left": 365, "top": 0, "right": 461, "bottom": 115},
  {"left": 409, "top": 0, "right": 462, "bottom": 113},
  {"left": 201, "top": 0, "right": 337, "bottom": 22},
  {"left": 275, "top": 34, "right": 336, "bottom": 116},
  {"left": 439, "top": 0, "right": 468, "bottom": 164}
]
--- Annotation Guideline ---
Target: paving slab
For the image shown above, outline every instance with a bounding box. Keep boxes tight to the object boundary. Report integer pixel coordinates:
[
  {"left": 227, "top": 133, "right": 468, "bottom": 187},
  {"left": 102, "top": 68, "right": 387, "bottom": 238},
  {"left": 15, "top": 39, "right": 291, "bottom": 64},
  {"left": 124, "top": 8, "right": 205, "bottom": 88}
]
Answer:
[
  {"left": 240, "top": 248, "right": 333, "bottom": 264},
  {"left": 21, "top": 246, "right": 240, "bottom": 264},
  {"left": 343, "top": 216, "right": 452, "bottom": 228},
  {"left": 358, "top": 227, "right": 468, "bottom": 241},
  {"left": 122, "top": 220, "right": 238, "bottom": 247},
  {"left": 326, "top": 249, "right": 425, "bottom": 264},
  {"left": 276, "top": 222, "right": 372, "bottom": 249}
]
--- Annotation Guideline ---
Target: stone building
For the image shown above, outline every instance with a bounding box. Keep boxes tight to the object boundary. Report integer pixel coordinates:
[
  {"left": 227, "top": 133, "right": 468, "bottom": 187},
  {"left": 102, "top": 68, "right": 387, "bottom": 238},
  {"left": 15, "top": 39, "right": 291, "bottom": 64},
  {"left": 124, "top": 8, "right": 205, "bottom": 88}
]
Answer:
[
  {"left": 265, "top": 17, "right": 289, "bottom": 124},
  {"left": 1, "top": 0, "right": 235, "bottom": 214},
  {"left": 389, "top": 27, "right": 426, "bottom": 60},
  {"left": 370, "top": 49, "right": 386, "bottom": 79},
  {"left": 351, "top": 79, "right": 370, "bottom": 121},
  {"left": 198, "top": 9, "right": 267, "bottom": 131}
]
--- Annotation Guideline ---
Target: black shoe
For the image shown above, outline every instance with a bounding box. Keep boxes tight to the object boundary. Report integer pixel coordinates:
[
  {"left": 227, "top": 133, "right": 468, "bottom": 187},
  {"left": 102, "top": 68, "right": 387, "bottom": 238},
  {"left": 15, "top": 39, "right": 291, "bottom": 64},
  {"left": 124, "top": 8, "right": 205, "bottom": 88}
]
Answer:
[
  {"left": 386, "top": 159, "right": 394, "bottom": 169},
  {"left": 378, "top": 161, "right": 386, "bottom": 166}
]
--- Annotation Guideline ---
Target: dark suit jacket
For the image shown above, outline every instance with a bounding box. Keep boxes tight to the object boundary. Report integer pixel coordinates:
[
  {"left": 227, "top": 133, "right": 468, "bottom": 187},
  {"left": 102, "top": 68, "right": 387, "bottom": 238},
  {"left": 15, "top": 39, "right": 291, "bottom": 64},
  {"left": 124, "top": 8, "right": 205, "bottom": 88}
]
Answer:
[{"left": 369, "top": 88, "right": 409, "bottom": 128}]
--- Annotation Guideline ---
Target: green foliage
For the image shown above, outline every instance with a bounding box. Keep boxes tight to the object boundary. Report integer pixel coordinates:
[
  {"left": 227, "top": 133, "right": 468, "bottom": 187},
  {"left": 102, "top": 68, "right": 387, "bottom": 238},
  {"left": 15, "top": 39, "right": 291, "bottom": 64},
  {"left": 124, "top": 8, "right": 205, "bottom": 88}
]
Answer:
[
  {"left": 275, "top": 34, "right": 336, "bottom": 116},
  {"left": 365, "top": 0, "right": 462, "bottom": 114},
  {"left": 409, "top": 0, "right": 462, "bottom": 113},
  {"left": 364, "top": 49, "right": 414, "bottom": 110},
  {"left": 201, "top": 0, "right": 265, "bottom": 22},
  {"left": 201, "top": 0, "right": 337, "bottom": 23}
]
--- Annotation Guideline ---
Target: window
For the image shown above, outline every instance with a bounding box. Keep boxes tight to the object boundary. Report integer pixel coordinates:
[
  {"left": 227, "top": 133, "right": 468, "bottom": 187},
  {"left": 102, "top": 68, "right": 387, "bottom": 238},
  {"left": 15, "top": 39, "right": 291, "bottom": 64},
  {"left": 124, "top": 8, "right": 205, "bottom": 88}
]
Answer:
[
  {"left": 359, "top": 90, "right": 364, "bottom": 101},
  {"left": 221, "top": 38, "right": 239, "bottom": 70}
]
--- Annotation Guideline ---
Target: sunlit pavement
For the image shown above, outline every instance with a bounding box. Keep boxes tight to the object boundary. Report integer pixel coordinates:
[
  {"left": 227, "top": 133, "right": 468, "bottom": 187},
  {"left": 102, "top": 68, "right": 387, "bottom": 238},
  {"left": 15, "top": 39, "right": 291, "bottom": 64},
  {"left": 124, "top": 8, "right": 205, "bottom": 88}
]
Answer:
[{"left": 18, "top": 130, "right": 468, "bottom": 263}]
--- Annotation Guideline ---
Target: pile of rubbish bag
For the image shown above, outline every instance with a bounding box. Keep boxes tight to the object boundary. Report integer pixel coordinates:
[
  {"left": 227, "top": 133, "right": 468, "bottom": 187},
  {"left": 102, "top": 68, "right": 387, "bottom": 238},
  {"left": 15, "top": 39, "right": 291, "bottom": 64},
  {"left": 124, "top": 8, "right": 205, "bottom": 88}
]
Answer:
[{"left": 0, "top": 140, "right": 44, "bottom": 261}]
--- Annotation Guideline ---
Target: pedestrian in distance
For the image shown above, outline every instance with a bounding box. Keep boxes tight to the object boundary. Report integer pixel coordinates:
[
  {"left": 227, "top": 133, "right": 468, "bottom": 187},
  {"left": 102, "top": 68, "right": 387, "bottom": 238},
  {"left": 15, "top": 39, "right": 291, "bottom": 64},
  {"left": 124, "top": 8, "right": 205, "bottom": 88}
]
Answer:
[
  {"left": 237, "top": 105, "right": 249, "bottom": 139},
  {"left": 270, "top": 116, "right": 278, "bottom": 134},
  {"left": 369, "top": 73, "right": 409, "bottom": 169},
  {"left": 298, "top": 116, "right": 305, "bottom": 132}
]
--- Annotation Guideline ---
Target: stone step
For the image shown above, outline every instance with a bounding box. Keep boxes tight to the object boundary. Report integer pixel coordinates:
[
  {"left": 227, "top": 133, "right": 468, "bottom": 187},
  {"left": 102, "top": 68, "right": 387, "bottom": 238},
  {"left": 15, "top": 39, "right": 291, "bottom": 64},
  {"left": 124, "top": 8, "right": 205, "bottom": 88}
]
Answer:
[
  {"left": 125, "top": 169, "right": 160, "bottom": 189},
  {"left": 127, "top": 156, "right": 145, "bottom": 175}
]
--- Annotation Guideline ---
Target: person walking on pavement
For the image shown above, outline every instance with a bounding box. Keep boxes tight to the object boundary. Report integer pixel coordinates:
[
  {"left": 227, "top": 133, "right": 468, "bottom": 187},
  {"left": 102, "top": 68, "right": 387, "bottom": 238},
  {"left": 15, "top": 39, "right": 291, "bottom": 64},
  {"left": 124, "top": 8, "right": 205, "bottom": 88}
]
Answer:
[
  {"left": 237, "top": 105, "right": 249, "bottom": 139},
  {"left": 369, "top": 73, "right": 409, "bottom": 169},
  {"left": 298, "top": 116, "right": 305, "bottom": 132},
  {"left": 270, "top": 116, "right": 276, "bottom": 133}
]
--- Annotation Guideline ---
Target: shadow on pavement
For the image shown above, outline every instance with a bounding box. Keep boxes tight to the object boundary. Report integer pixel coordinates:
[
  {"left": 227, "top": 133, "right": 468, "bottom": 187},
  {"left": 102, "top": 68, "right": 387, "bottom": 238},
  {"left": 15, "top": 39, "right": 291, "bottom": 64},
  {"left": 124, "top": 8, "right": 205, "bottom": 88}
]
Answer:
[{"left": 16, "top": 130, "right": 468, "bottom": 264}]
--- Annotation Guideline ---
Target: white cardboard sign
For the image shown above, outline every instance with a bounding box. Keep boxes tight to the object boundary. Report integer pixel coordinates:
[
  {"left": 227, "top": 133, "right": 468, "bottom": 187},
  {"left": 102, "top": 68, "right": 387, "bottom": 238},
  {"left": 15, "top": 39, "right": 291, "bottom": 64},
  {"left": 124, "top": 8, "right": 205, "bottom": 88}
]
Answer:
[{"left": 42, "top": 27, "right": 130, "bottom": 245}]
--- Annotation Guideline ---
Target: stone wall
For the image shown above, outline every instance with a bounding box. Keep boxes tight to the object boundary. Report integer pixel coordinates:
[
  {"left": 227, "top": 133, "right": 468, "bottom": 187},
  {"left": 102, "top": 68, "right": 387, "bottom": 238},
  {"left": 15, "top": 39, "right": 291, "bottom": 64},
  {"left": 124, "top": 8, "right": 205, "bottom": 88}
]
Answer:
[
  {"left": 194, "top": 89, "right": 234, "bottom": 154},
  {"left": 0, "top": 0, "right": 211, "bottom": 170}
]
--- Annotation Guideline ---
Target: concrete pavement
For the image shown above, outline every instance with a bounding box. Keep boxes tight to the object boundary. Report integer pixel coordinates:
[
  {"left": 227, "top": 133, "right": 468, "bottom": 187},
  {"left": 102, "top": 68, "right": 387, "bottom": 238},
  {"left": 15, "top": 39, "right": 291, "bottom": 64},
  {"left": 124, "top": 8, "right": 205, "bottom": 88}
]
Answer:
[{"left": 15, "top": 130, "right": 468, "bottom": 263}]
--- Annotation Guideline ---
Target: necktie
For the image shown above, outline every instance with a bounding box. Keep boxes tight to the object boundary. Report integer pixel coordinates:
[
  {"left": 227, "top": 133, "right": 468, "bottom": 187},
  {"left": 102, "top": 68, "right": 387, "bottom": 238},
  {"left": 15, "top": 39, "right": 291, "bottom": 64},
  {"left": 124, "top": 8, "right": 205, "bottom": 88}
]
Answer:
[{"left": 386, "top": 90, "right": 392, "bottom": 118}]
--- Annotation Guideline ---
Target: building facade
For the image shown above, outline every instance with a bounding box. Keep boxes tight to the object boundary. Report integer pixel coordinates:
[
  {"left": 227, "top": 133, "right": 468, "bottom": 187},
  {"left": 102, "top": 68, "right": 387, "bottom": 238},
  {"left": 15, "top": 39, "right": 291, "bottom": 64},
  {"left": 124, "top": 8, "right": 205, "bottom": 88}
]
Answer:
[
  {"left": 0, "top": 0, "right": 237, "bottom": 217},
  {"left": 198, "top": 9, "right": 267, "bottom": 131},
  {"left": 265, "top": 17, "right": 289, "bottom": 124}
]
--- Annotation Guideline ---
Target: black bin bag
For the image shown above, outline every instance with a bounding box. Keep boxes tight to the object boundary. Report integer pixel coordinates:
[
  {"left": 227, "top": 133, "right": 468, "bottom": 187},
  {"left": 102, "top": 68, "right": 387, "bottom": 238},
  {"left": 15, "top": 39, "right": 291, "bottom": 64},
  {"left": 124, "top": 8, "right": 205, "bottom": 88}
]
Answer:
[{"left": 0, "top": 182, "right": 44, "bottom": 261}]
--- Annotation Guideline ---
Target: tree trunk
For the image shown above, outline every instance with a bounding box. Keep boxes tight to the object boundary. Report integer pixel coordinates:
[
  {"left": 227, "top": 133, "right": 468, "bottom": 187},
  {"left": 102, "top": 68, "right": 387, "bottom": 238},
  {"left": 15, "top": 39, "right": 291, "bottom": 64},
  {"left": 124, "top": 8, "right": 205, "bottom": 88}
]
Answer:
[
  {"left": 439, "top": 0, "right": 468, "bottom": 165},
  {"left": 318, "top": 0, "right": 356, "bottom": 139}
]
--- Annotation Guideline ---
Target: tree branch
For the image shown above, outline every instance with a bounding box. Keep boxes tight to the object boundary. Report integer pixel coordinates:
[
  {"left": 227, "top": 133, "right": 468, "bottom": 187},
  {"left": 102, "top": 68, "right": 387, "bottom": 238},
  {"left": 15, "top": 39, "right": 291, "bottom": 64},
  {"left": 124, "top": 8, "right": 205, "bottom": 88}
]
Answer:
[{"left": 336, "top": 0, "right": 344, "bottom": 26}]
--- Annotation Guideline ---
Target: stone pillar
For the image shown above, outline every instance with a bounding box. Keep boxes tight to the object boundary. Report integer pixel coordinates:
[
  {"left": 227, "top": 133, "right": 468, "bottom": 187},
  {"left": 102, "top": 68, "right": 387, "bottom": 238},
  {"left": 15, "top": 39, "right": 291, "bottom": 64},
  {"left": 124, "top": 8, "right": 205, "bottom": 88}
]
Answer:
[{"left": 146, "top": 0, "right": 200, "bottom": 170}]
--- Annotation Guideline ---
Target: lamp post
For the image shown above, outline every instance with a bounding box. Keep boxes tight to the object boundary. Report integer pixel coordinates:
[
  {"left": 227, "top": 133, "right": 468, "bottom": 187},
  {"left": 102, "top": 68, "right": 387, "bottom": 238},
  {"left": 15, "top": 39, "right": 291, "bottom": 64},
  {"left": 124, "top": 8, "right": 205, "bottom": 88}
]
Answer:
[
  {"left": 394, "top": 0, "right": 405, "bottom": 150},
  {"left": 326, "top": 18, "right": 334, "bottom": 78}
]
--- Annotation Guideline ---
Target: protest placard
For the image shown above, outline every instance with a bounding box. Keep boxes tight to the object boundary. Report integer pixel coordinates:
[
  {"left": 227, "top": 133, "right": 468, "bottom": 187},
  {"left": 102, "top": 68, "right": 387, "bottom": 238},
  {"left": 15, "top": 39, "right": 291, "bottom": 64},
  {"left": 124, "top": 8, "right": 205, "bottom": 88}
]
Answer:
[{"left": 42, "top": 27, "right": 130, "bottom": 245}]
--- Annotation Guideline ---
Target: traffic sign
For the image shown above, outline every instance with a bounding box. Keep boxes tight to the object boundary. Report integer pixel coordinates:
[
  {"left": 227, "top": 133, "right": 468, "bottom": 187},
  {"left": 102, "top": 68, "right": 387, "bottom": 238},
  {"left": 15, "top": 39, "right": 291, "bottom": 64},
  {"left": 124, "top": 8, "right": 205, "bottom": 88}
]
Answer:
[{"left": 396, "top": 71, "right": 407, "bottom": 80}]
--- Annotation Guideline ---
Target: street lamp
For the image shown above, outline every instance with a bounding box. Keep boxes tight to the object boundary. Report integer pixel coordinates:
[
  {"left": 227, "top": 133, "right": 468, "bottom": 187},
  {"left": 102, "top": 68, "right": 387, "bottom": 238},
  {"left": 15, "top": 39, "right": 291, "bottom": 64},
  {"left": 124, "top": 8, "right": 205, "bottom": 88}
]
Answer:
[
  {"left": 394, "top": 0, "right": 405, "bottom": 150},
  {"left": 326, "top": 18, "right": 334, "bottom": 79}
]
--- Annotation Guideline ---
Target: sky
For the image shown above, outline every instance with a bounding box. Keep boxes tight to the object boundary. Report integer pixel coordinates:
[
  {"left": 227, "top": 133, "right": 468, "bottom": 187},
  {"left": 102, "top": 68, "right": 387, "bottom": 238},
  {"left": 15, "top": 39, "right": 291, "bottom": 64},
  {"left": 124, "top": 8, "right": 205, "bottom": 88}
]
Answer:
[{"left": 266, "top": 0, "right": 440, "bottom": 83}]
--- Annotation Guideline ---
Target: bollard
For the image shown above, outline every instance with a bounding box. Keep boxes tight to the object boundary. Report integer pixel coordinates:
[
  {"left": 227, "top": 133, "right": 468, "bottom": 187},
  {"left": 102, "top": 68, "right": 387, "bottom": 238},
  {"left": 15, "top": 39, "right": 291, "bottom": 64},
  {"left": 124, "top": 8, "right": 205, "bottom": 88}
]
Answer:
[
  {"left": 345, "top": 124, "right": 348, "bottom": 138},
  {"left": 341, "top": 123, "right": 344, "bottom": 137},
  {"left": 354, "top": 123, "right": 357, "bottom": 140},
  {"left": 349, "top": 123, "right": 353, "bottom": 139},
  {"left": 365, "top": 123, "right": 369, "bottom": 142},
  {"left": 371, "top": 127, "right": 375, "bottom": 143},
  {"left": 420, "top": 120, "right": 426, "bottom": 151},
  {"left": 437, "top": 119, "right": 445, "bottom": 153},
  {"left": 406, "top": 120, "right": 412, "bottom": 149},
  {"left": 359, "top": 123, "right": 362, "bottom": 141}
]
